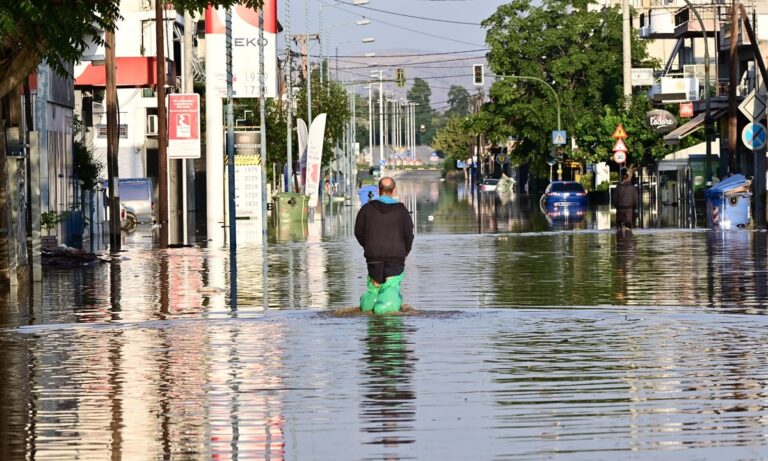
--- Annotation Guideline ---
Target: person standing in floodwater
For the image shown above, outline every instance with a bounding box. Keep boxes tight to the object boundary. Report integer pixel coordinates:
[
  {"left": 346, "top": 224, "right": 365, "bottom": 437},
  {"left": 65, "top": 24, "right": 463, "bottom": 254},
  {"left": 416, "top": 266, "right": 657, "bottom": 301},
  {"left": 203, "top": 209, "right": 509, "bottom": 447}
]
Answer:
[
  {"left": 355, "top": 177, "right": 414, "bottom": 314},
  {"left": 612, "top": 173, "right": 637, "bottom": 229}
]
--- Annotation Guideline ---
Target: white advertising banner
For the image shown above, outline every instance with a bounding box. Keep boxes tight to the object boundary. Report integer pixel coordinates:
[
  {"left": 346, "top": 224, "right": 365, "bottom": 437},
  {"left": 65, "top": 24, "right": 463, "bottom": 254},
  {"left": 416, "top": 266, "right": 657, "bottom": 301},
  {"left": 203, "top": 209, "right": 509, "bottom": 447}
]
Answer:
[
  {"left": 305, "top": 114, "right": 327, "bottom": 208},
  {"left": 205, "top": 2, "right": 278, "bottom": 98}
]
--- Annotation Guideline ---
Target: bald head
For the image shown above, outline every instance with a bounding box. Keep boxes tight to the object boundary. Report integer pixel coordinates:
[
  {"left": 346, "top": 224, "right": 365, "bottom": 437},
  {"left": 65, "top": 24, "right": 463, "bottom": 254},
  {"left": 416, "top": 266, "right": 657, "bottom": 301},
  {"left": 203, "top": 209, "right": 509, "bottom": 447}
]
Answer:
[{"left": 379, "top": 177, "right": 396, "bottom": 196}]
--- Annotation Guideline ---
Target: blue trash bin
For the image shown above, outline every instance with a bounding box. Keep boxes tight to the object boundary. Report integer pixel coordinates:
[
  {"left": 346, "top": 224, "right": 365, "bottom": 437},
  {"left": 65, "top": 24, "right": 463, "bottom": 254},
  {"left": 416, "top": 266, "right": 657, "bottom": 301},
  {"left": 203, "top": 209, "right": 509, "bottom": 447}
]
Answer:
[
  {"left": 358, "top": 185, "right": 379, "bottom": 205},
  {"left": 705, "top": 175, "right": 751, "bottom": 229}
]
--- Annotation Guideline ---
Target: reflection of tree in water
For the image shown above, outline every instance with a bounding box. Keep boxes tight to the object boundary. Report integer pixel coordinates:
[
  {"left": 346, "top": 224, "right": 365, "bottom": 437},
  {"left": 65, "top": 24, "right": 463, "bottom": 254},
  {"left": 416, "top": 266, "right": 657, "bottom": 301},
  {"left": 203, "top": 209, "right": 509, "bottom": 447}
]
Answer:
[{"left": 360, "top": 316, "right": 417, "bottom": 449}]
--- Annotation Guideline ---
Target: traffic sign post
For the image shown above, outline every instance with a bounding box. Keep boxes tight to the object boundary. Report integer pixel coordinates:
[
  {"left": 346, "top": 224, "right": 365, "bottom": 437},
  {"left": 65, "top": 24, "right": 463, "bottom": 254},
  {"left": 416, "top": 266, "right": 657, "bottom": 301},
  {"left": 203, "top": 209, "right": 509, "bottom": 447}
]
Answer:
[
  {"left": 552, "top": 130, "right": 567, "bottom": 145},
  {"left": 742, "top": 122, "right": 767, "bottom": 151},
  {"left": 613, "top": 151, "right": 626, "bottom": 163},
  {"left": 612, "top": 124, "right": 628, "bottom": 164},
  {"left": 612, "top": 124, "right": 628, "bottom": 139}
]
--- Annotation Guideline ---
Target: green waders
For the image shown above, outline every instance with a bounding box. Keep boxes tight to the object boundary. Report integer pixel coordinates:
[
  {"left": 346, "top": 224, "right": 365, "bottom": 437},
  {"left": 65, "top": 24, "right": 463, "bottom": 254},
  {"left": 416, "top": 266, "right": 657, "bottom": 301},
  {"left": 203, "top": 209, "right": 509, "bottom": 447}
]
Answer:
[{"left": 359, "top": 272, "right": 405, "bottom": 315}]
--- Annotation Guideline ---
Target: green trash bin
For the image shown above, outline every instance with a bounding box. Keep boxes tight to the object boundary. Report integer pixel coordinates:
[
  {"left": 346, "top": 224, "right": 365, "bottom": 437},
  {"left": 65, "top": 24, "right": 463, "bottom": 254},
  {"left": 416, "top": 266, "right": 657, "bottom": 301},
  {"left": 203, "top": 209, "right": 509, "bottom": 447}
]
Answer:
[{"left": 274, "top": 192, "right": 309, "bottom": 223}]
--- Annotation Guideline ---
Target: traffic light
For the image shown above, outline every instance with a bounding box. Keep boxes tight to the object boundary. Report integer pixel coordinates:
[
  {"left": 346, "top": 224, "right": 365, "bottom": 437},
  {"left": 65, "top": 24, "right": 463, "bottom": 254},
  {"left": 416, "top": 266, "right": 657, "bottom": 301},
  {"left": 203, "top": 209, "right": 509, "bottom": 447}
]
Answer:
[
  {"left": 396, "top": 68, "right": 406, "bottom": 87},
  {"left": 473, "top": 64, "right": 484, "bottom": 86}
]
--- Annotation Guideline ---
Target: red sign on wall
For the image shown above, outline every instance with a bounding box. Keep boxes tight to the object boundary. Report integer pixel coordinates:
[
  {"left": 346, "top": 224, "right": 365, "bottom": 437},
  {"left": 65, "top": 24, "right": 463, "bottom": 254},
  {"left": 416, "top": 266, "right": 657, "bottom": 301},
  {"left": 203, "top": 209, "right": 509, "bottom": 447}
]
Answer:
[
  {"left": 679, "top": 102, "right": 694, "bottom": 118},
  {"left": 168, "top": 93, "right": 201, "bottom": 159}
]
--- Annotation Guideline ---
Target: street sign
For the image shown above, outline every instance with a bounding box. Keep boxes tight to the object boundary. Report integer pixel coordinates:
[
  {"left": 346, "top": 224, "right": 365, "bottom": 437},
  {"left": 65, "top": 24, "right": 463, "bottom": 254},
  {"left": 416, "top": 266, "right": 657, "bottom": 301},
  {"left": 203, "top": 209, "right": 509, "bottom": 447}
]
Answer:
[
  {"left": 552, "top": 130, "right": 567, "bottom": 145},
  {"left": 495, "top": 153, "right": 508, "bottom": 164},
  {"left": 612, "top": 139, "right": 628, "bottom": 152},
  {"left": 738, "top": 87, "right": 767, "bottom": 121},
  {"left": 379, "top": 159, "right": 386, "bottom": 166},
  {"left": 630, "top": 68, "right": 654, "bottom": 86},
  {"left": 679, "top": 102, "right": 694, "bottom": 118},
  {"left": 612, "top": 124, "right": 628, "bottom": 139},
  {"left": 613, "top": 151, "right": 627, "bottom": 163},
  {"left": 742, "top": 122, "right": 767, "bottom": 151},
  {"left": 168, "top": 93, "right": 201, "bottom": 159}
]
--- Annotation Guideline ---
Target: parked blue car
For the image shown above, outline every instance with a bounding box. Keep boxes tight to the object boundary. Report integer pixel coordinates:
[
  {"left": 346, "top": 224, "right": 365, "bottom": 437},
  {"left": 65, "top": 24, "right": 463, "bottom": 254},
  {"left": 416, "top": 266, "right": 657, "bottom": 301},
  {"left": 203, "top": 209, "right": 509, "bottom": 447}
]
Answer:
[{"left": 540, "top": 181, "right": 588, "bottom": 209}]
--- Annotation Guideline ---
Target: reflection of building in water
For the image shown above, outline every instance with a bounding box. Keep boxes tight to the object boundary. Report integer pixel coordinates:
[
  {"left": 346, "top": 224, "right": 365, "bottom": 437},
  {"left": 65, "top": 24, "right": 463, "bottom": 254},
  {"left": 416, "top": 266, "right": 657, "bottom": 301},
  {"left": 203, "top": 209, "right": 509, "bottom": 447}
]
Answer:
[{"left": 360, "top": 316, "right": 416, "bottom": 450}]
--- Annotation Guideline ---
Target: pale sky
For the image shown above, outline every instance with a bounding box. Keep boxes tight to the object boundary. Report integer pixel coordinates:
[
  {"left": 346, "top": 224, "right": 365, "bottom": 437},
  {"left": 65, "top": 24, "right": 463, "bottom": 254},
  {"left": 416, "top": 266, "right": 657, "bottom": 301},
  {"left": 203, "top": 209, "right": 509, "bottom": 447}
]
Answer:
[{"left": 283, "top": 0, "right": 504, "bottom": 57}]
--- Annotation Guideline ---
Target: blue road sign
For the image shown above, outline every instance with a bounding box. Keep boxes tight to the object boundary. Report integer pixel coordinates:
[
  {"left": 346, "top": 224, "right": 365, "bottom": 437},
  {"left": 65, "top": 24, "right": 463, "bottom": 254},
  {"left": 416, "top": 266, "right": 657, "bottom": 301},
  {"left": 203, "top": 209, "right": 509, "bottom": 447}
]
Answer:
[
  {"left": 379, "top": 159, "right": 386, "bottom": 165},
  {"left": 742, "top": 122, "right": 767, "bottom": 151},
  {"left": 552, "top": 130, "right": 567, "bottom": 145}
]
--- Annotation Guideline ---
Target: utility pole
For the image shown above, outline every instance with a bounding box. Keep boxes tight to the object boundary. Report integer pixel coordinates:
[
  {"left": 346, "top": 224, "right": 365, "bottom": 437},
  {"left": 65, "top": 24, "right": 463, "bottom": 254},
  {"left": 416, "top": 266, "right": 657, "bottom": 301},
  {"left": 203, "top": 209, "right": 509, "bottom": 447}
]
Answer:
[
  {"left": 155, "top": 0, "right": 169, "bottom": 249},
  {"left": 291, "top": 33, "right": 320, "bottom": 125},
  {"left": 105, "top": 28, "right": 120, "bottom": 253},
  {"left": 622, "top": 0, "right": 632, "bottom": 105},
  {"left": 727, "top": 0, "right": 738, "bottom": 176}
]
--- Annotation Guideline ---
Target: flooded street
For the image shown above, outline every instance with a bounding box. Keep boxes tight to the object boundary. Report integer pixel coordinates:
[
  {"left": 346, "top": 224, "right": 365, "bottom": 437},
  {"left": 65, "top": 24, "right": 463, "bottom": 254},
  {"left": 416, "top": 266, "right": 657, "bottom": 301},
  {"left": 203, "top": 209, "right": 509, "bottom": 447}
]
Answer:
[{"left": 3, "top": 171, "right": 768, "bottom": 460}]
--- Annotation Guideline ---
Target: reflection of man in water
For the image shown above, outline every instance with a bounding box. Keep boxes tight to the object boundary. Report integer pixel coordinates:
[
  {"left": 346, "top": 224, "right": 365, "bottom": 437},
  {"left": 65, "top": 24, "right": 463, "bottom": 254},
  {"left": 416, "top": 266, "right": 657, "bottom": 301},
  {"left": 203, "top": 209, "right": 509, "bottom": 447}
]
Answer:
[
  {"left": 355, "top": 177, "right": 414, "bottom": 314},
  {"left": 360, "top": 316, "right": 416, "bottom": 447},
  {"left": 612, "top": 173, "right": 637, "bottom": 229}
]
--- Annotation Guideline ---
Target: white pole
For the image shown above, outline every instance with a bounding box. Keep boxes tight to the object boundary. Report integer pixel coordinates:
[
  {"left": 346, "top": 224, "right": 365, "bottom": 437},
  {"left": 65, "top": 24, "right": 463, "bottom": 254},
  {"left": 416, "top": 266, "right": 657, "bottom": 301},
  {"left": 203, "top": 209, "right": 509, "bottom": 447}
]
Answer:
[
  {"left": 368, "top": 84, "right": 373, "bottom": 166},
  {"left": 378, "top": 70, "right": 384, "bottom": 165},
  {"left": 183, "top": 11, "right": 193, "bottom": 245},
  {"left": 622, "top": 0, "right": 632, "bottom": 104}
]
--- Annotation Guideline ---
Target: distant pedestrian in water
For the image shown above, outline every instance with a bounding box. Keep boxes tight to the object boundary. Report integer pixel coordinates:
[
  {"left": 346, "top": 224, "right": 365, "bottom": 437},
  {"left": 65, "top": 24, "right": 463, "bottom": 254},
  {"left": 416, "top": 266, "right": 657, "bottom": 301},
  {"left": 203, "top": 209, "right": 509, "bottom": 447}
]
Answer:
[
  {"left": 612, "top": 173, "right": 637, "bottom": 230},
  {"left": 355, "top": 177, "right": 414, "bottom": 314}
]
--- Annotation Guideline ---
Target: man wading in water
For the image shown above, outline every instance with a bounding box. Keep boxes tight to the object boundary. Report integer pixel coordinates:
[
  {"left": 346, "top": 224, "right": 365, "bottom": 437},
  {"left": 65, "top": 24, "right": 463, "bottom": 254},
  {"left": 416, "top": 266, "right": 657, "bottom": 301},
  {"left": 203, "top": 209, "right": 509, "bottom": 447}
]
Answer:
[{"left": 354, "top": 177, "right": 414, "bottom": 314}]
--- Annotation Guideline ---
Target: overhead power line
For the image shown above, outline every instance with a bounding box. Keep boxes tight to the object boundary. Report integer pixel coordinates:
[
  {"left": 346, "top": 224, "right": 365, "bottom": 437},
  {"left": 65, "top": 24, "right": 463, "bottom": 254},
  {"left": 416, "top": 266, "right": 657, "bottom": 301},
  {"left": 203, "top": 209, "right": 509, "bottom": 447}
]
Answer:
[{"left": 331, "top": 0, "right": 483, "bottom": 26}]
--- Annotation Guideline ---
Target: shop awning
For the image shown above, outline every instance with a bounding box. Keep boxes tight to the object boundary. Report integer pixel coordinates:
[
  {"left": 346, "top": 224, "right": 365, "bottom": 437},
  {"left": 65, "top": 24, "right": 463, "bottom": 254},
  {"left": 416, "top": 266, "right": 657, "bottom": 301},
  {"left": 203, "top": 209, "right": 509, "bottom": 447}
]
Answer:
[
  {"left": 75, "top": 57, "right": 173, "bottom": 88},
  {"left": 663, "top": 109, "right": 726, "bottom": 145}
]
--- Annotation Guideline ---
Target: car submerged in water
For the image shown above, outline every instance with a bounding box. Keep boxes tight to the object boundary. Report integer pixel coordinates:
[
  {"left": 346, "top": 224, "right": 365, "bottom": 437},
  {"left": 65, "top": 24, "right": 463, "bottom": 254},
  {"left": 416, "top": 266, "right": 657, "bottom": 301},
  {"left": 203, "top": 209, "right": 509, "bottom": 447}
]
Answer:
[
  {"left": 479, "top": 178, "right": 499, "bottom": 192},
  {"left": 540, "top": 181, "right": 588, "bottom": 209}
]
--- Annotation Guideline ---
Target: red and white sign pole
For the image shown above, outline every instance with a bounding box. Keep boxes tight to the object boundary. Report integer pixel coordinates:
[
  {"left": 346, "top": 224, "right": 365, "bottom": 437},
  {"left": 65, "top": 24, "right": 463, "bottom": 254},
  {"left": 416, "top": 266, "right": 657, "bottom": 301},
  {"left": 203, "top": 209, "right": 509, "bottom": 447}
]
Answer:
[{"left": 168, "top": 93, "right": 201, "bottom": 159}]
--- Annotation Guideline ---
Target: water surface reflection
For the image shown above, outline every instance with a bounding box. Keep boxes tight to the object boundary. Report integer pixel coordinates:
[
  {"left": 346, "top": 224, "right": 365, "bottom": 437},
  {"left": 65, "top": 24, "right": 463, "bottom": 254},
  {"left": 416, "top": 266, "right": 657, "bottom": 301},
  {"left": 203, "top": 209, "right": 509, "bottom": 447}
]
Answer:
[{"left": 2, "top": 171, "right": 768, "bottom": 459}]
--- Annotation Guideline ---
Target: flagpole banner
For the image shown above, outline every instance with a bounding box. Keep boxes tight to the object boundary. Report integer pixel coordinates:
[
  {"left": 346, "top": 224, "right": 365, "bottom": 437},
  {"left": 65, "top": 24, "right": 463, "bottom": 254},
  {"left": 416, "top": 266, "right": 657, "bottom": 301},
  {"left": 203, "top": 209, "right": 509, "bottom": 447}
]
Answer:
[
  {"left": 305, "top": 114, "right": 327, "bottom": 208},
  {"left": 297, "top": 118, "right": 309, "bottom": 189}
]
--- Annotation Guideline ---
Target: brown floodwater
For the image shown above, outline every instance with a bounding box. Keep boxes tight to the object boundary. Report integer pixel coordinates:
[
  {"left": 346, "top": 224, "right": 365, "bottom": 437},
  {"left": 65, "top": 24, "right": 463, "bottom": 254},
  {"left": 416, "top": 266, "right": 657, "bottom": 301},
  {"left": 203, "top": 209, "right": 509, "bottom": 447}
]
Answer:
[{"left": 2, "top": 171, "right": 768, "bottom": 460}]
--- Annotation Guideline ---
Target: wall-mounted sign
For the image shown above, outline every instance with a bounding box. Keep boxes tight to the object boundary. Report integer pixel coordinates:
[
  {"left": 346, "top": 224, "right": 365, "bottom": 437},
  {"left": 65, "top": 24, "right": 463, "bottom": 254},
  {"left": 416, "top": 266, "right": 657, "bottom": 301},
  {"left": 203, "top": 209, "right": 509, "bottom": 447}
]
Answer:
[
  {"left": 679, "top": 102, "right": 694, "bottom": 118},
  {"left": 97, "top": 124, "right": 128, "bottom": 138},
  {"left": 646, "top": 109, "right": 678, "bottom": 134}
]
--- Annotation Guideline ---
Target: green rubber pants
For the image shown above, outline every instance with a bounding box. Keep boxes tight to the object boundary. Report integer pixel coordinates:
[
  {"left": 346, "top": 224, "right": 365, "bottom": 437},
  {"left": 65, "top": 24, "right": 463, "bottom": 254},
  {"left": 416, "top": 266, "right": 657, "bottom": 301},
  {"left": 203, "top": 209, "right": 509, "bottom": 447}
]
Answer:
[{"left": 359, "top": 272, "right": 405, "bottom": 314}]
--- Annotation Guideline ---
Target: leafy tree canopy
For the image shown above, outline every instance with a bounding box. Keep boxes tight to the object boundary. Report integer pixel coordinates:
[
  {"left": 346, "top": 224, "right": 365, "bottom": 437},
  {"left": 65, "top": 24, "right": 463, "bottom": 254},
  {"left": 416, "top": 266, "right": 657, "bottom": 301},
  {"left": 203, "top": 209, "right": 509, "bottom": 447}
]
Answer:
[
  {"left": 0, "top": 0, "right": 263, "bottom": 99},
  {"left": 446, "top": 85, "right": 470, "bottom": 118},
  {"left": 433, "top": 117, "right": 473, "bottom": 171},
  {"left": 480, "top": 0, "right": 656, "bottom": 174},
  {"left": 407, "top": 78, "right": 434, "bottom": 144}
]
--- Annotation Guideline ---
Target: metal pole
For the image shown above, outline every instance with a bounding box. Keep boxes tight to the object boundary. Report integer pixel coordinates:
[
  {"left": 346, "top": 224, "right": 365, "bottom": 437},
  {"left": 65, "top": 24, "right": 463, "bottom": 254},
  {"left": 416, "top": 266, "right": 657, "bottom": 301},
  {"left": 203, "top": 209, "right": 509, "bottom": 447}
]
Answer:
[
  {"left": 225, "top": 8, "right": 237, "bottom": 249},
  {"left": 379, "top": 70, "right": 384, "bottom": 164},
  {"left": 285, "top": 0, "right": 293, "bottom": 191},
  {"left": 259, "top": 6, "right": 269, "bottom": 309},
  {"left": 306, "top": 0, "right": 312, "bottom": 126},
  {"left": 680, "top": 0, "right": 711, "bottom": 185},
  {"left": 622, "top": 0, "right": 632, "bottom": 105},
  {"left": 368, "top": 84, "right": 373, "bottom": 166},
  {"left": 225, "top": 7, "right": 237, "bottom": 308}
]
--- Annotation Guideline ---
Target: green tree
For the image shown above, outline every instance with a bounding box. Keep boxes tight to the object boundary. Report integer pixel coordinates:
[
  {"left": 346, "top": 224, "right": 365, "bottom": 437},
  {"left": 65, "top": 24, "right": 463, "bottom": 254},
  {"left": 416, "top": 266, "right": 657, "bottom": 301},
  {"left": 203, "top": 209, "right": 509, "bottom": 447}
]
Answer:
[
  {"left": 578, "top": 94, "right": 702, "bottom": 166},
  {"left": 481, "top": 0, "right": 655, "bottom": 175},
  {"left": 407, "top": 78, "right": 434, "bottom": 145},
  {"left": 433, "top": 118, "right": 473, "bottom": 172},
  {"left": 295, "top": 70, "right": 351, "bottom": 167},
  {"left": 445, "top": 85, "right": 470, "bottom": 118}
]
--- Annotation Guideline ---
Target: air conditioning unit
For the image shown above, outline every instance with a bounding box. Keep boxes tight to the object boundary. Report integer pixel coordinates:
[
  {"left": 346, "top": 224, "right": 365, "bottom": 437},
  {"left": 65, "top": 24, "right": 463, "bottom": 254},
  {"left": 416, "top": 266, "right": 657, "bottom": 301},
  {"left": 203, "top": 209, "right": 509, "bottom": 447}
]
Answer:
[{"left": 147, "top": 114, "right": 158, "bottom": 136}]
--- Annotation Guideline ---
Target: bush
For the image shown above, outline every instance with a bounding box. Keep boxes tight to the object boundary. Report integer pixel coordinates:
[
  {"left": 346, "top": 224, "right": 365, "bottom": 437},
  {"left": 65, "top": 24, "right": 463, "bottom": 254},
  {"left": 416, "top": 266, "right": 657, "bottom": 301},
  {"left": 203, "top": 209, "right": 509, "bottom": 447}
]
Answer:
[
  {"left": 596, "top": 180, "right": 610, "bottom": 193},
  {"left": 579, "top": 172, "right": 594, "bottom": 192}
]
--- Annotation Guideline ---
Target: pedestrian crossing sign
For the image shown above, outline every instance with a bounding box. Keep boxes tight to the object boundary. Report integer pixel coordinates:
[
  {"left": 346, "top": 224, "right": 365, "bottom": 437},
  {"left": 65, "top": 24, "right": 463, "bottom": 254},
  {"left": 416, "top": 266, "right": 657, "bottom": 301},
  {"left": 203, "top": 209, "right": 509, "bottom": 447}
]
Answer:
[{"left": 552, "top": 130, "right": 567, "bottom": 145}]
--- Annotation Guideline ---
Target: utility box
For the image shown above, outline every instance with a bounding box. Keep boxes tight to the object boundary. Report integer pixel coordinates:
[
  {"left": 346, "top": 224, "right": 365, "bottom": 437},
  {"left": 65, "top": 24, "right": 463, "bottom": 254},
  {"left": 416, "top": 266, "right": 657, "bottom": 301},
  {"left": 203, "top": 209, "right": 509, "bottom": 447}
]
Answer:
[
  {"left": 273, "top": 193, "right": 308, "bottom": 222},
  {"left": 705, "top": 174, "right": 751, "bottom": 229},
  {"left": 358, "top": 185, "right": 379, "bottom": 205}
]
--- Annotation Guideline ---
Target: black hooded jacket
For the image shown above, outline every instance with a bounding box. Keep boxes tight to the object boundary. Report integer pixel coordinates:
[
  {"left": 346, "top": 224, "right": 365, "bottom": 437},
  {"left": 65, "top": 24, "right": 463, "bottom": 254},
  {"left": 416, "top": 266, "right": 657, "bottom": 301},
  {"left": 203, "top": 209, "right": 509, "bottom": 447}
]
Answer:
[{"left": 354, "top": 200, "right": 414, "bottom": 264}]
